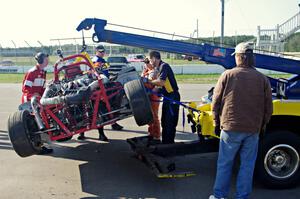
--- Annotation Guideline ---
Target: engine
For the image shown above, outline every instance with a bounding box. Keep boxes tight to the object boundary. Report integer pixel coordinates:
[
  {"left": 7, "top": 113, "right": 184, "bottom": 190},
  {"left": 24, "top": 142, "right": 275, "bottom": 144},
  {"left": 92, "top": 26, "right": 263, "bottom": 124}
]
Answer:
[{"left": 39, "top": 73, "right": 113, "bottom": 132}]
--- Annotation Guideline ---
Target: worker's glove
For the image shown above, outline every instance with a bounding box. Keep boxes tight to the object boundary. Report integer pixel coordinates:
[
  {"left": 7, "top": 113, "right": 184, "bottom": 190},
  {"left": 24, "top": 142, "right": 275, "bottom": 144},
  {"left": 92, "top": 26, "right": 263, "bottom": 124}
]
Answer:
[
  {"left": 141, "top": 77, "right": 149, "bottom": 83},
  {"left": 102, "top": 63, "right": 110, "bottom": 69}
]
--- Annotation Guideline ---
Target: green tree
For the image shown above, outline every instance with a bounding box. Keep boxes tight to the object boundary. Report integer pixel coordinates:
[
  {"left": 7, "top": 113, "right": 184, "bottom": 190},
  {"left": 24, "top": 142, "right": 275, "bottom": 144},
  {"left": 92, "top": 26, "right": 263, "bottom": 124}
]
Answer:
[{"left": 284, "top": 32, "right": 300, "bottom": 52}]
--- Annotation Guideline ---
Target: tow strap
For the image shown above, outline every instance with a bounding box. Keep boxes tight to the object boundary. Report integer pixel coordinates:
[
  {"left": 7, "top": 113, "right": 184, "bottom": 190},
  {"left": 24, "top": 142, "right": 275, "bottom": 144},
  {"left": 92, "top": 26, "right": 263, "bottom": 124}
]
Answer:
[
  {"left": 146, "top": 88, "right": 200, "bottom": 132},
  {"left": 146, "top": 88, "right": 199, "bottom": 113}
]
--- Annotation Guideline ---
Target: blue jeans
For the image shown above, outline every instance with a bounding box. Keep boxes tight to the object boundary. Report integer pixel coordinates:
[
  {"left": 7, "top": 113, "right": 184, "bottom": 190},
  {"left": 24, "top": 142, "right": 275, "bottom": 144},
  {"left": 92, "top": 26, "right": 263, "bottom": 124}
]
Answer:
[{"left": 213, "top": 130, "right": 259, "bottom": 199}]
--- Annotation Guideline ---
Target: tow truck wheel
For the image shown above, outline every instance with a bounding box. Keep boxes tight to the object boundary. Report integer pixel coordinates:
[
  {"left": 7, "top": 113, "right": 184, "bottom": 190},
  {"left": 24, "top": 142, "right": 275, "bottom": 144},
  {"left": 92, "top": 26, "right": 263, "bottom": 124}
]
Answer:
[
  {"left": 7, "top": 110, "right": 42, "bottom": 157},
  {"left": 124, "top": 79, "right": 153, "bottom": 126},
  {"left": 256, "top": 131, "right": 300, "bottom": 188}
]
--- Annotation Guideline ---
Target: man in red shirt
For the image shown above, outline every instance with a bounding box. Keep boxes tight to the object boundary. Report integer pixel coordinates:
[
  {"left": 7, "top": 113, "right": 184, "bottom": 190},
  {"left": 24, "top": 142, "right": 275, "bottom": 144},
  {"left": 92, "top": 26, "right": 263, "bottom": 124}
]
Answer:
[
  {"left": 22, "top": 52, "right": 48, "bottom": 103},
  {"left": 21, "top": 52, "right": 53, "bottom": 154}
]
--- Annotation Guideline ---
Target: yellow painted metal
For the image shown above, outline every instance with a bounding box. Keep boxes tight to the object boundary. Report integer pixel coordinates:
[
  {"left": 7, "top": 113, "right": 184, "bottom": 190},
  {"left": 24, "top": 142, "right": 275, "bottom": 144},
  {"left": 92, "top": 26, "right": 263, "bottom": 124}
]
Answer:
[
  {"left": 272, "top": 99, "right": 300, "bottom": 116},
  {"left": 187, "top": 99, "right": 300, "bottom": 140},
  {"left": 157, "top": 171, "right": 196, "bottom": 178},
  {"left": 188, "top": 102, "right": 219, "bottom": 138},
  {"left": 74, "top": 52, "right": 94, "bottom": 67},
  {"left": 199, "top": 111, "right": 217, "bottom": 137}
]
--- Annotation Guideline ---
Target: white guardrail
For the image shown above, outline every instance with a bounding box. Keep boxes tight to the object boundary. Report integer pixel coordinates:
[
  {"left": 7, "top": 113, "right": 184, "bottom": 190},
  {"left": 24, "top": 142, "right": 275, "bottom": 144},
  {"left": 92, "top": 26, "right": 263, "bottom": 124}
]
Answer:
[{"left": 0, "top": 62, "right": 287, "bottom": 75}]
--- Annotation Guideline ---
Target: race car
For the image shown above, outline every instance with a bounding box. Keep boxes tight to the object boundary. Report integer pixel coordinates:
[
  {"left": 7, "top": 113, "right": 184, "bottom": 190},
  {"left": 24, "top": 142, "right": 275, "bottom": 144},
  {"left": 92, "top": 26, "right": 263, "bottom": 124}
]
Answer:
[{"left": 7, "top": 52, "right": 153, "bottom": 157}]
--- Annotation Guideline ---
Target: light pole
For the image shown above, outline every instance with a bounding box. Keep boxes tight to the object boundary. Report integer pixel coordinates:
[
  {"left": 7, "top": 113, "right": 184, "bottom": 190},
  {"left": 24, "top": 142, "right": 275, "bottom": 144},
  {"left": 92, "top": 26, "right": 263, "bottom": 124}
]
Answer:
[
  {"left": 196, "top": 19, "right": 199, "bottom": 39},
  {"left": 190, "top": 30, "right": 198, "bottom": 45},
  {"left": 0, "top": 43, "right": 2, "bottom": 62},
  {"left": 190, "top": 30, "right": 197, "bottom": 38},
  {"left": 171, "top": 32, "right": 176, "bottom": 62},
  {"left": 220, "top": 0, "right": 225, "bottom": 45},
  {"left": 196, "top": 19, "right": 199, "bottom": 44}
]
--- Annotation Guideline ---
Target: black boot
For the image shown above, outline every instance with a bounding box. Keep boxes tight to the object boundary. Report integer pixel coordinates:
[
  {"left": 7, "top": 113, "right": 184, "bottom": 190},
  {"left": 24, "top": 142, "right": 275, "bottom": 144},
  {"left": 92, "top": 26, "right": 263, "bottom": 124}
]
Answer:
[
  {"left": 111, "top": 123, "right": 123, "bottom": 130},
  {"left": 77, "top": 133, "right": 86, "bottom": 140},
  {"left": 98, "top": 128, "right": 109, "bottom": 142},
  {"left": 38, "top": 146, "right": 53, "bottom": 155}
]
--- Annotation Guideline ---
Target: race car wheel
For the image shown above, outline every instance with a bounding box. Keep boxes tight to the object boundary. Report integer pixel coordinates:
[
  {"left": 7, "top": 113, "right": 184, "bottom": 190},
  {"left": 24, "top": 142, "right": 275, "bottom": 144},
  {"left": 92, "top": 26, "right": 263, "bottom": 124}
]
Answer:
[
  {"left": 7, "top": 110, "right": 42, "bottom": 157},
  {"left": 124, "top": 79, "right": 153, "bottom": 126}
]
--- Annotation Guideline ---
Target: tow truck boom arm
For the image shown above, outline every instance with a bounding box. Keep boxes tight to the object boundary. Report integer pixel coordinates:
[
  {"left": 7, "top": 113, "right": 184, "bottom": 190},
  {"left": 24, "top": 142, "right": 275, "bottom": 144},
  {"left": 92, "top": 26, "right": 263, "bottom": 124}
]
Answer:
[{"left": 77, "top": 18, "right": 300, "bottom": 75}]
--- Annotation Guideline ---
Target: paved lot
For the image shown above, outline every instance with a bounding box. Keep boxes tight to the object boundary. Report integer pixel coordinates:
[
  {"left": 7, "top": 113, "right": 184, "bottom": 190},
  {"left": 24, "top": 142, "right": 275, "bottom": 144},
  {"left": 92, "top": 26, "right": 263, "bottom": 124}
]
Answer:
[{"left": 0, "top": 83, "right": 299, "bottom": 199}]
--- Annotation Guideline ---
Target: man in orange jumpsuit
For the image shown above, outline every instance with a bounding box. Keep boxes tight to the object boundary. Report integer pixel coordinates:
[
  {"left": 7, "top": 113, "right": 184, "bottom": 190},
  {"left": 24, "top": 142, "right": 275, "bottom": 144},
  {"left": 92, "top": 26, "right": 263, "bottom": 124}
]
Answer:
[{"left": 141, "top": 58, "right": 161, "bottom": 143}]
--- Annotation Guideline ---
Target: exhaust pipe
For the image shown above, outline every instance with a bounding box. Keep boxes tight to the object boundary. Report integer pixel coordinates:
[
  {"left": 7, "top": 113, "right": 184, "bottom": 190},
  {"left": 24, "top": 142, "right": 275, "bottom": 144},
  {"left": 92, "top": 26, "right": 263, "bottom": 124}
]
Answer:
[{"left": 31, "top": 96, "right": 45, "bottom": 130}]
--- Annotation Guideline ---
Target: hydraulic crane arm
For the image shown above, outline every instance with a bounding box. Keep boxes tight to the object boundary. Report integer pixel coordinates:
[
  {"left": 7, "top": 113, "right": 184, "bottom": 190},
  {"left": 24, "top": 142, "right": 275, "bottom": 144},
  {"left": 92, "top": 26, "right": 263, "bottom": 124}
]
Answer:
[
  {"left": 77, "top": 18, "right": 203, "bottom": 60},
  {"left": 77, "top": 18, "right": 300, "bottom": 75}
]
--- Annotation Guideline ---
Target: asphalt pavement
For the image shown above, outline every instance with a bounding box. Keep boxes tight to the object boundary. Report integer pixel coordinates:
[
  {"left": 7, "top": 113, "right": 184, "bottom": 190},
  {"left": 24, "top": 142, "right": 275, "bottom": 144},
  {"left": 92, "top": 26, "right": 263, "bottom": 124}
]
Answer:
[{"left": 0, "top": 83, "right": 299, "bottom": 199}]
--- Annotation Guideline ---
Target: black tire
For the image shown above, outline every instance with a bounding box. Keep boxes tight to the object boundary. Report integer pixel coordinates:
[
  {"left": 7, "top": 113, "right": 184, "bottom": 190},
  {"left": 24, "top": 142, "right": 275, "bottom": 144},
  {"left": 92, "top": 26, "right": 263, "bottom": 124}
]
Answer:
[
  {"left": 7, "top": 110, "right": 42, "bottom": 157},
  {"left": 124, "top": 79, "right": 153, "bottom": 126},
  {"left": 256, "top": 130, "right": 300, "bottom": 189}
]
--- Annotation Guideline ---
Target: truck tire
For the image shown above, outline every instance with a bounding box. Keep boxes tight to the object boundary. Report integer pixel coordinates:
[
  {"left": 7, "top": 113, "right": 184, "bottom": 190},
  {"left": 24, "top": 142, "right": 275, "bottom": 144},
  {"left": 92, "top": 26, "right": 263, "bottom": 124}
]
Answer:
[
  {"left": 256, "top": 130, "right": 300, "bottom": 188},
  {"left": 124, "top": 79, "right": 153, "bottom": 126},
  {"left": 7, "top": 110, "right": 42, "bottom": 157}
]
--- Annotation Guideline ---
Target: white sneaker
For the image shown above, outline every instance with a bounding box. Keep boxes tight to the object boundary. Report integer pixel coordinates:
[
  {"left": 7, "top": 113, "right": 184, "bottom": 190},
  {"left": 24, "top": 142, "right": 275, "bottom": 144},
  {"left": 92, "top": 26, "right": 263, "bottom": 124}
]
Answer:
[{"left": 209, "top": 195, "right": 226, "bottom": 199}]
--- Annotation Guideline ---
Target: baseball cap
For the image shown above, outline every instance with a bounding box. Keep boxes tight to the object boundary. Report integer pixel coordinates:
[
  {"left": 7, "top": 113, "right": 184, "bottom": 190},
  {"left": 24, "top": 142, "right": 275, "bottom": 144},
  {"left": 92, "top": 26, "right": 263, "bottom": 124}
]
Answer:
[
  {"left": 95, "top": 45, "right": 105, "bottom": 52},
  {"left": 231, "top": 42, "right": 253, "bottom": 56}
]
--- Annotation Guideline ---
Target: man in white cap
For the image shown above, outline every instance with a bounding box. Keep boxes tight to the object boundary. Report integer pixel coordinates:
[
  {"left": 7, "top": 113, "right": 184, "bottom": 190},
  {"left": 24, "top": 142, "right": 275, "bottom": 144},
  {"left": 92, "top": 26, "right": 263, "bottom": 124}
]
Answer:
[{"left": 209, "top": 42, "right": 273, "bottom": 199}]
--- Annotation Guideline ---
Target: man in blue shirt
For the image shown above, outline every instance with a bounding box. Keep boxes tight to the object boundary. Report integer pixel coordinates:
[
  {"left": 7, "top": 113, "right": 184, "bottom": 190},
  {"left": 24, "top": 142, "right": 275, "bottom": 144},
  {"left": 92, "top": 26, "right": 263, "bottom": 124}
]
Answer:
[
  {"left": 77, "top": 45, "right": 123, "bottom": 141},
  {"left": 91, "top": 45, "right": 110, "bottom": 77},
  {"left": 146, "top": 51, "right": 180, "bottom": 144}
]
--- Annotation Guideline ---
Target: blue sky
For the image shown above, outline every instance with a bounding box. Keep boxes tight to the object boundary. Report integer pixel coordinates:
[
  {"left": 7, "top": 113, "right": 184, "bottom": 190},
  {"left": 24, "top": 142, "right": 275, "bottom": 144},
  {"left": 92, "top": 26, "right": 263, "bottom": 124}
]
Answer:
[{"left": 0, "top": 0, "right": 299, "bottom": 47}]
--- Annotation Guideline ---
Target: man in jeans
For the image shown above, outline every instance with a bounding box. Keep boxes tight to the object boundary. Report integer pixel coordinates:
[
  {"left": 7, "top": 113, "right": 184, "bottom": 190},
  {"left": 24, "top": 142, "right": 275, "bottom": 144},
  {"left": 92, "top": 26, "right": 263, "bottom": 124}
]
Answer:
[{"left": 209, "top": 42, "right": 273, "bottom": 199}]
